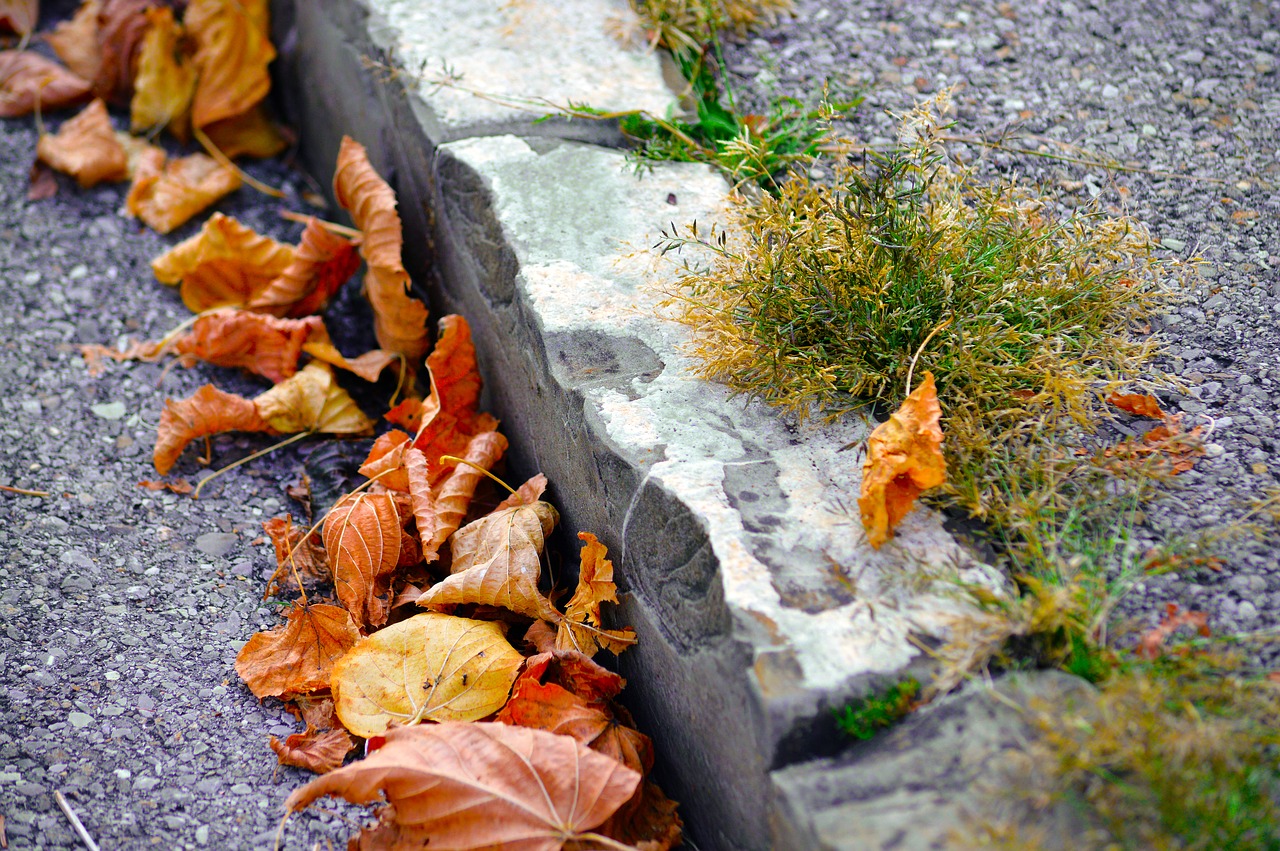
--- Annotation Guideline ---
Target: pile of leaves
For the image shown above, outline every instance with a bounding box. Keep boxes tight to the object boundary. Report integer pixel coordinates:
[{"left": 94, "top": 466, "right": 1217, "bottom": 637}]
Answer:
[{"left": 3, "top": 0, "right": 286, "bottom": 230}]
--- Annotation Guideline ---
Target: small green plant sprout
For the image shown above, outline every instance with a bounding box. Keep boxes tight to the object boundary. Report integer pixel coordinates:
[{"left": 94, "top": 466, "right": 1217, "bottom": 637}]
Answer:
[{"left": 835, "top": 677, "right": 921, "bottom": 741}]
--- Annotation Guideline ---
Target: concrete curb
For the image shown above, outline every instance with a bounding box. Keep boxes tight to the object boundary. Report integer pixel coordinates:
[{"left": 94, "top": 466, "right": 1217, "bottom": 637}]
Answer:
[{"left": 269, "top": 1, "right": 1055, "bottom": 847}]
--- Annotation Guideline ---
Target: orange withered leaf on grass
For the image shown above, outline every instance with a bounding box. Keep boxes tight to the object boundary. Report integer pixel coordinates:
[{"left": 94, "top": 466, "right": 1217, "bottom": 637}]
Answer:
[
  {"left": 0, "top": 0, "right": 38, "bottom": 36},
  {"left": 329, "top": 613, "right": 523, "bottom": 737},
  {"left": 92, "top": 0, "right": 151, "bottom": 105},
  {"left": 323, "top": 491, "right": 402, "bottom": 628},
  {"left": 36, "top": 98, "right": 128, "bottom": 188},
  {"left": 333, "top": 136, "right": 430, "bottom": 367},
  {"left": 235, "top": 601, "right": 359, "bottom": 699},
  {"left": 151, "top": 213, "right": 294, "bottom": 312},
  {"left": 166, "top": 309, "right": 322, "bottom": 384},
  {"left": 126, "top": 150, "right": 241, "bottom": 233},
  {"left": 1107, "top": 391, "right": 1166, "bottom": 419},
  {"left": 285, "top": 722, "right": 641, "bottom": 850},
  {"left": 253, "top": 362, "right": 373, "bottom": 435},
  {"left": 185, "top": 0, "right": 274, "bottom": 130},
  {"left": 858, "top": 372, "right": 947, "bottom": 549},
  {"left": 0, "top": 50, "right": 93, "bottom": 117},
  {"left": 555, "top": 532, "right": 637, "bottom": 657},
  {"left": 248, "top": 217, "right": 361, "bottom": 317},
  {"left": 417, "top": 499, "right": 561, "bottom": 621},
  {"left": 1136, "top": 602, "right": 1210, "bottom": 660},
  {"left": 153, "top": 383, "right": 270, "bottom": 475},
  {"left": 129, "top": 6, "right": 196, "bottom": 139},
  {"left": 269, "top": 725, "right": 354, "bottom": 775},
  {"left": 46, "top": 0, "right": 101, "bottom": 82}
]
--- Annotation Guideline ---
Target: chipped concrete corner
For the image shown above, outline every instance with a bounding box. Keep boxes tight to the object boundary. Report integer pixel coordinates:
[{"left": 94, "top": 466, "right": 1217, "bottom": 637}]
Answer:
[{"left": 271, "top": 1, "right": 1010, "bottom": 847}]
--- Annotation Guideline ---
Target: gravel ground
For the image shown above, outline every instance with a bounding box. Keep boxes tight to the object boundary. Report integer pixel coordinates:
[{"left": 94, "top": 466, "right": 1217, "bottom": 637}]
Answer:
[
  {"left": 722, "top": 0, "right": 1280, "bottom": 653},
  {"left": 0, "top": 115, "right": 359, "bottom": 848}
]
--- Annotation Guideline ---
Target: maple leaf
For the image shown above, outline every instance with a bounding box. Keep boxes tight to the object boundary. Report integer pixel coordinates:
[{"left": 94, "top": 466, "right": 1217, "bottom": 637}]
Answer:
[
  {"left": 323, "top": 490, "right": 402, "bottom": 628},
  {"left": 417, "top": 500, "right": 561, "bottom": 621},
  {"left": 1107, "top": 391, "right": 1166, "bottom": 419},
  {"left": 328, "top": 613, "right": 524, "bottom": 737},
  {"left": 332, "top": 136, "right": 430, "bottom": 367},
  {"left": 269, "top": 725, "right": 354, "bottom": 775},
  {"left": 253, "top": 362, "right": 373, "bottom": 435},
  {"left": 46, "top": 0, "right": 102, "bottom": 83},
  {"left": 234, "top": 601, "right": 358, "bottom": 699},
  {"left": 262, "top": 514, "right": 329, "bottom": 596},
  {"left": 151, "top": 212, "right": 295, "bottom": 312},
  {"left": 129, "top": 6, "right": 196, "bottom": 139},
  {"left": 126, "top": 149, "right": 242, "bottom": 233},
  {"left": 1136, "top": 602, "right": 1210, "bottom": 660},
  {"left": 858, "top": 371, "right": 946, "bottom": 549},
  {"left": 153, "top": 383, "right": 271, "bottom": 475},
  {"left": 413, "top": 431, "right": 509, "bottom": 559},
  {"left": 285, "top": 722, "right": 641, "bottom": 850},
  {"left": 36, "top": 98, "right": 128, "bottom": 188},
  {"left": 185, "top": 0, "right": 274, "bottom": 130},
  {"left": 92, "top": 0, "right": 151, "bottom": 106},
  {"left": 247, "top": 216, "right": 361, "bottom": 317},
  {"left": 0, "top": 50, "right": 93, "bottom": 118},
  {"left": 0, "top": 0, "right": 37, "bottom": 36},
  {"left": 553, "top": 532, "right": 637, "bottom": 657}
]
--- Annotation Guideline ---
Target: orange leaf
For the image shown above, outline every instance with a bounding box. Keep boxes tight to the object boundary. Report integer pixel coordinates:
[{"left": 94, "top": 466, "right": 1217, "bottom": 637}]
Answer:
[
  {"left": 248, "top": 216, "right": 361, "bottom": 317},
  {"left": 150, "top": 212, "right": 293, "bottom": 312},
  {"left": 36, "top": 98, "right": 128, "bottom": 188},
  {"left": 262, "top": 514, "right": 329, "bottom": 596},
  {"left": 357, "top": 430, "right": 412, "bottom": 493},
  {"left": 126, "top": 150, "right": 241, "bottom": 234},
  {"left": 496, "top": 473, "right": 549, "bottom": 510},
  {"left": 234, "top": 601, "right": 359, "bottom": 699},
  {"left": 418, "top": 430, "right": 509, "bottom": 557},
  {"left": 92, "top": 0, "right": 151, "bottom": 106},
  {"left": 1107, "top": 391, "right": 1165, "bottom": 419},
  {"left": 285, "top": 722, "right": 641, "bottom": 850},
  {"left": 129, "top": 6, "right": 196, "bottom": 139},
  {"left": 269, "top": 725, "right": 354, "bottom": 775},
  {"left": 413, "top": 315, "right": 499, "bottom": 481},
  {"left": 200, "top": 103, "right": 286, "bottom": 159},
  {"left": 252, "top": 362, "right": 374, "bottom": 435},
  {"left": 300, "top": 332, "right": 400, "bottom": 384},
  {"left": 153, "top": 383, "right": 271, "bottom": 475},
  {"left": 169, "top": 309, "right": 322, "bottom": 383},
  {"left": 858, "top": 372, "right": 946, "bottom": 549},
  {"left": 519, "top": 649, "right": 626, "bottom": 704},
  {"left": 555, "top": 532, "right": 637, "bottom": 657},
  {"left": 332, "top": 136, "right": 430, "bottom": 367},
  {"left": 185, "top": 0, "right": 274, "bottom": 130},
  {"left": 137, "top": 478, "right": 193, "bottom": 495},
  {"left": 47, "top": 0, "right": 102, "bottom": 83},
  {"left": 323, "top": 491, "right": 402, "bottom": 628},
  {"left": 0, "top": 50, "right": 93, "bottom": 118},
  {"left": 1136, "top": 602, "right": 1210, "bottom": 660},
  {"left": 0, "top": 0, "right": 38, "bottom": 35},
  {"left": 417, "top": 500, "right": 560, "bottom": 620}
]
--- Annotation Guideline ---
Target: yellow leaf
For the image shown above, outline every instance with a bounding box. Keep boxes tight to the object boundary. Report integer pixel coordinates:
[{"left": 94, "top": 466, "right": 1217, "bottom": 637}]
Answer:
[
  {"left": 858, "top": 372, "right": 946, "bottom": 549},
  {"left": 185, "top": 0, "right": 274, "bottom": 130},
  {"left": 330, "top": 613, "right": 523, "bottom": 738},
  {"left": 252, "top": 362, "right": 373, "bottom": 435},
  {"left": 125, "top": 150, "right": 241, "bottom": 234},
  {"left": 555, "top": 532, "right": 637, "bottom": 657},
  {"left": 150, "top": 212, "right": 294, "bottom": 312},
  {"left": 130, "top": 6, "right": 196, "bottom": 139}
]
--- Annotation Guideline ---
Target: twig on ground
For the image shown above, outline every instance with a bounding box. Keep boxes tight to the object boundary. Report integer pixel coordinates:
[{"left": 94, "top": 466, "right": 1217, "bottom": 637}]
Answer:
[
  {"left": 54, "top": 791, "right": 100, "bottom": 851},
  {"left": 0, "top": 484, "right": 49, "bottom": 497}
]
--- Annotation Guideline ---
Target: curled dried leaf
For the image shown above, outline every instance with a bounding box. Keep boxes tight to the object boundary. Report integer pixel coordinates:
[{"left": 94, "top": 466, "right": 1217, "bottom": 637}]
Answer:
[
  {"left": 168, "top": 309, "right": 322, "bottom": 383},
  {"left": 92, "top": 0, "right": 151, "bottom": 105},
  {"left": 126, "top": 150, "right": 241, "bottom": 233},
  {"left": 47, "top": 0, "right": 102, "bottom": 82},
  {"left": 858, "top": 372, "right": 946, "bottom": 549},
  {"left": 1107, "top": 391, "right": 1166, "bottom": 419},
  {"left": 248, "top": 217, "right": 360, "bottom": 317},
  {"left": 0, "top": 50, "right": 93, "bottom": 118},
  {"left": 555, "top": 532, "right": 637, "bottom": 657},
  {"left": 357, "top": 430, "right": 412, "bottom": 493},
  {"left": 329, "top": 613, "right": 523, "bottom": 737},
  {"left": 301, "top": 333, "right": 399, "bottom": 384},
  {"left": 252, "top": 362, "right": 374, "bottom": 436},
  {"left": 186, "top": 0, "right": 274, "bottom": 129},
  {"left": 0, "top": 0, "right": 38, "bottom": 36},
  {"left": 150, "top": 212, "right": 294, "bottom": 312},
  {"left": 262, "top": 514, "right": 329, "bottom": 596},
  {"left": 36, "top": 98, "right": 128, "bottom": 188},
  {"left": 418, "top": 430, "right": 509, "bottom": 556},
  {"left": 153, "top": 383, "right": 270, "bottom": 475},
  {"left": 234, "top": 602, "right": 359, "bottom": 699},
  {"left": 269, "top": 725, "right": 354, "bottom": 775},
  {"left": 323, "top": 490, "right": 401, "bottom": 628},
  {"left": 200, "top": 102, "right": 286, "bottom": 159},
  {"left": 130, "top": 5, "right": 196, "bottom": 139}
]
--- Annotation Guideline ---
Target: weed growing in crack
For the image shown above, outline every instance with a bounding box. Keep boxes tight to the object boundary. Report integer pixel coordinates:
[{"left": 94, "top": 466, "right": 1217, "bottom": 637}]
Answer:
[{"left": 834, "top": 677, "right": 921, "bottom": 741}]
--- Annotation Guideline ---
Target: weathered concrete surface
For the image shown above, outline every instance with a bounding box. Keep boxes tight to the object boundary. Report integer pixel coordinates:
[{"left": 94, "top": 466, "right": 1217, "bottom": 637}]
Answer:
[
  {"left": 270, "top": 1, "right": 996, "bottom": 847},
  {"left": 770, "top": 672, "right": 1096, "bottom": 851}
]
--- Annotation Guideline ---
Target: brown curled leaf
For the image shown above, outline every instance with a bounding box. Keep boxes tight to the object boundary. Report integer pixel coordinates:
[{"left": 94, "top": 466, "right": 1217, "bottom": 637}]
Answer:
[
  {"left": 153, "top": 383, "right": 270, "bottom": 475},
  {"left": 357, "top": 430, "right": 412, "bottom": 493},
  {"left": 248, "top": 216, "right": 361, "bottom": 317},
  {"left": 234, "top": 601, "right": 359, "bottom": 699},
  {"left": 166, "top": 309, "right": 322, "bottom": 384},
  {"left": 186, "top": 0, "right": 274, "bottom": 130},
  {"left": 36, "top": 98, "right": 127, "bottom": 188},
  {"left": 252, "top": 362, "right": 374, "bottom": 436},
  {"left": 269, "top": 725, "right": 354, "bottom": 775},
  {"left": 0, "top": 50, "right": 93, "bottom": 118},
  {"left": 47, "top": 0, "right": 102, "bottom": 83},
  {"left": 0, "top": 0, "right": 38, "bottom": 36},
  {"left": 555, "top": 532, "right": 637, "bottom": 657},
  {"left": 150, "top": 212, "right": 294, "bottom": 312},
  {"left": 92, "top": 0, "right": 152, "bottom": 105},
  {"left": 126, "top": 150, "right": 241, "bottom": 234}
]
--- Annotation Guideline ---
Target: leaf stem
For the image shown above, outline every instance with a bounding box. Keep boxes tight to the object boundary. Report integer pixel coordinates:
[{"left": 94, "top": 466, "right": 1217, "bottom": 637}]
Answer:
[
  {"left": 905, "top": 318, "right": 951, "bottom": 397},
  {"left": 194, "top": 431, "right": 311, "bottom": 498},
  {"left": 575, "top": 831, "right": 640, "bottom": 851},
  {"left": 0, "top": 484, "right": 49, "bottom": 497},
  {"left": 193, "top": 125, "right": 285, "bottom": 198},
  {"left": 278, "top": 209, "right": 363, "bottom": 239},
  {"left": 438, "top": 455, "right": 516, "bottom": 495}
]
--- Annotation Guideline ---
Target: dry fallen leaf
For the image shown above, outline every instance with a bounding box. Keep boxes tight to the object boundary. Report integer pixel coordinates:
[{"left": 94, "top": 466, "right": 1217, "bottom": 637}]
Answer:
[
  {"left": 414, "top": 430, "right": 509, "bottom": 558},
  {"left": 164, "top": 309, "right": 322, "bottom": 384},
  {"left": 201, "top": 102, "right": 286, "bottom": 159},
  {"left": 269, "top": 725, "right": 354, "bottom": 775},
  {"left": 36, "top": 98, "right": 128, "bottom": 188},
  {"left": 1098, "top": 414, "right": 1205, "bottom": 475},
  {"left": 0, "top": 0, "right": 38, "bottom": 36},
  {"left": 262, "top": 514, "right": 329, "bottom": 595},
  {"left": 234, "top": 601, "right": 359, "bottom": 699},
  {"left": 126, "top": 150, "right": 242, "bottom": 233},
  {"left": 496, "top": 473, "right": 549, "bottom": 510},
  {"left": 46, "top": 0, "right": 101, "bottom": 82},
  {"left": 129, "top": 5, "right": 196, "bottom": 139},
  {"left": 555, "top": 532, "right": 637, "bottom": 657},
  {"left": 332, "top": 135, "right": 430, "bottom": 367},
  {"left": 253, "top": 362, "right": 373, "bottom": 436},
  {"left": 151, "top": 212, "right": 295, "bottom": 312},
  {"left": 323, "top": 490, "right": 402, "bottom": 628},
  {"left": 247, "top": 217, "right": 361, "bottom": 317},
  {"left": 27, "top": 161, "right": 58, "bottom": 200},
  {"left": 300, "top": 331, "right": 399, "bottom": 384},
  {"left": 357, "top": 430, "right": 412, "bottom": 493},
  {"left": 153, "top": 383, "right": 270, "bottom": 475},
  {"left": 417, "top": 500, "right": 561, "bottom": 621},
  {"left": 0, "top": 50, "right": 93, "bottom": 118},
  {"left": 92, "top": 0, "right": 151, "bottom": 105},
  {"left": 1106, "top": 391, "right": 1166, "bottom": 419},
  {"left": 285, "top": 722, "right": 641, "bottom": 850},
  {"left": 410, "top": 315, "right": 500, "bottom": 480},
  {"left": 1136, "top": 602, "right": 1210, "bottom": 660},
  {"left": 329, "top": 613, "right": 523, "bottom": 737},
  {"left": 599, "top": 781, "right": 684, "bottom": 851},
  {"left": 858, "top": 371, "right": 946, "bottom": 549},
  {"left": 186, "top": 0, "right": 274, "bottom": 130}
]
